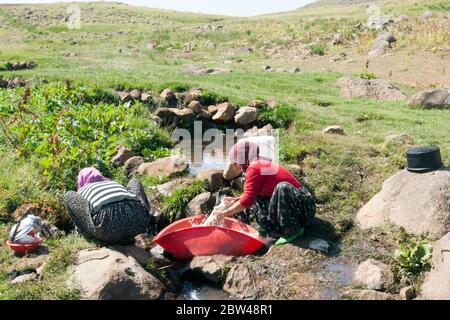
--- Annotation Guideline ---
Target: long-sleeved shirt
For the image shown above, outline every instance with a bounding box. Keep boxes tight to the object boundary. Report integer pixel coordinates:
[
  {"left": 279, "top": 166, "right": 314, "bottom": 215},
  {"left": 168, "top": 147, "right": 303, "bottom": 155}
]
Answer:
[{"left": 239, "top": 159, "right": 302, "bottom": 208}]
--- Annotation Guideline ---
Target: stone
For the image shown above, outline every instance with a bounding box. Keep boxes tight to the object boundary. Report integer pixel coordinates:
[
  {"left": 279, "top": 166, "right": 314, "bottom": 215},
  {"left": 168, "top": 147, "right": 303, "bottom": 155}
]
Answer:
[
  {"left": 198, "top": 169, "right": 224, "bottom": 192},
  {"left": 266, "top": 97, "right": 277, "bottom": 108},
  {"left": 113, "top": 244, "right": 153, "bottom": 267},
  {"left": 368, "top": 33, "right": 396, "bottom": 58},
  {"left": 322, "top": 125, "right": 345, "bottom": 135},
  {"left": 367, "top": 16, "right": 393, "bottom": 30},
  {"left": 355, "top": 259, "right": 395, "bottom": 290},
  {"left": 12, "top": 203, "right": 42, "bottom": 221},
  {"left": 141, "top": 92, "right": 152, "bottom": 102},
  {"left": 9, "top": 252, "right": 49, "bottom": 273},
  {"left": 212, "top": 102, "right": 235, "bottom": 123},
  {"left": 185, "top": 192, "right": 215, "bottom": 216},
  {"left": 154, "top": 108, "right": 195, "bottom": 127},
  {"left": 343, "top": 289, "right": 397, "bottom": 300},
  {"left": 332, "top": 33, "right": 342, "bottom": 45},
  {"left": 394, "top": 15, "right": 409, "bottom": 23},
  {"left": 189, "top": 255, "right": 235, "bottom": 284},
  {"left": 234, "top": 107, "right": 258, "bottom": 126},
  {"left": 123, "top": 156, "right": 144, "bottom": 177},
  {"left": 111, "top": 145, "right": 134, "bottom": 167},
  {"left": 207, "top": 105, "right": 218, "bottom": 114},
  {"left": 291, "top": 67, "right": 302, "bottom": 73},
  {"left": 243, "top": 124, "right": 274, "bottom": 138},
  {"left": 399, "top": 286, "right": 415, "bottom": 300},
  {"left": 12, "top": 272, "right": 37, "bottom": 284},
  {"left": 137, "top": 155, "right": 188, "bottom": 179},
  {"left": 196, "top": 109, "right": 212, "bottom": 120},
  {"left": 184, "top": 65, "right": 231, "bottom": 75},
  {"left": 160, "top": 88, "right": 176, "bottom": 102},
  {"left": 118, "top": 91, "right": 131, "bottom": 102},
  {"left": 185, "top": 88, "right": 203, "bottom": 104},
  {"left": 384, "top": 133, "right": 413, "bottom": 144},
  {"left": 205, "top": 40, "right": 216, "bottom": 49},
  {"left": 146, "top": 43, "right": 156, "bottom": 51},
  {"left": 156, "top": 180, "right": 179, "bottom": 197},
  {"left": 129, "top": 89, "right": 141, "bottom": 100},
  {"left": 69, "top": 248, "right": 164, "bottom": 300},
  {"left": 421, "top": 11, "right": 433, "bottom": 20},
  {"left": 223, "top": 162, "right": 243, "bottom": 180},
  {"left": 134, "top": 234, "right": 153, "bottom": 251},
  {"left": 231, "top": 176, "right": 245, "bottom": 191},
  {"left": 356, "top": 169, "right": 450, "bottom": 237},
  {"left": 309, "top": 239, "right": 330, "bottom": 253},
  {"left": 0, "top": 77, "right": 8, "bottom": 88},
  {"left": 248, "top": 100, "right": 268, "bottom": 108},
  {"left": 187, "top": 100, "right": 203, "bottom": 113},
  {"left": 420, "top": 233, "right": 450, "bottom": 299},
  {"left": 408, "top": 89, "right": 450, "bottom": 109},
  {"left": 261, "top": 65, "right": 272, "bottom": 71},
  {"left": 223, "top": 264, "right": 254, "bottom": 298},
  {"left": 337, "top": 77, "right": 406, "bottom": 101}
]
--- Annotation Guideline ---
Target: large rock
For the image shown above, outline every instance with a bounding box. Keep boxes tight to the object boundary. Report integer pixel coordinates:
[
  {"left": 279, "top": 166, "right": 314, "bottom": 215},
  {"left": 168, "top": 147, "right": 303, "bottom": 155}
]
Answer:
[
  {"left": 420, "top": 233, "right": 450, "bottom": 300},
  {"left": 69, "top": 248, "right": 164, "bottom": 300},
  {"left": 212, "top": 102, "right": 235, "bottom": 123},
  {"left": 234, "top": 107, "right": 258, "bottom": 126},
  {"left": 154, "top": 108, "right": 194, "bottom": 127},
  {"left": 408, "top": 89, "right": 450, "bottom": 109},
  {"left": 337, "top": 77, "right": 406, "bottom": 101},
  {"left": 322, "top": 125, "right": 345, "bottom": 135},
  {"left": 356, "top": 169, "right": 450, "bottom": 237},
  {"left": 197, "top": 169, "right": 224, "bottom": 192},
  {"left": 137, "top": 155, "right": 188, "bottom": 178},
  {"left": 185, "top": 88, "right": 203, "bottom": 104},
  {"left": 223, "top": 264, "right": 254, "bottom": 298},
  {"left": 111, "top": 145, "right": 134, "bottom": 167},
  {"left": 184, "top": 192, "right": 215, "bottom": 216},
  {"left": 223, "top": 162, "right": 243, "bottom": 180},
  {"left": 248, "top": 100, "right": 268, "bottom": 109},
  {"left": 123, "top": 156, "right": 144, "bottom": 177},
  {"left": 187, "top": 100, "right": 203, "bottom": 113},
  {"left": 368, "top": 33, "right": 396, "bottom": 58},
  {"left": 0, "top": 77, "right": 8, "bottom": 88},
  {"left": 189, "top": 255, "right": 235, "bottom": 284},
  {"left": 160, "top": 88, "right": 175, "bottom": 101},
  {"left": 354, "top": 259, "right": 394, "bottom": 290},
  {"left": 384, "top": 133, "right": 413, "bottom": 144}
]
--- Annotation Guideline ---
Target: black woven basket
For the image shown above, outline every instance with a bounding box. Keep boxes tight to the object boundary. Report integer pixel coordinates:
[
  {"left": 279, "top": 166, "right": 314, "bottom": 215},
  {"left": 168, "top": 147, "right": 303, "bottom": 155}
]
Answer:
[{"left": 406, "top": 146, "right": 443, "bottom": 172}]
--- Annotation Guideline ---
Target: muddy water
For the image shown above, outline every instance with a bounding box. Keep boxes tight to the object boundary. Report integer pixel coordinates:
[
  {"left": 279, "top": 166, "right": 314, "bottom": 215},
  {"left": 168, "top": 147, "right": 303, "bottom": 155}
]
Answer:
[{"left": 178, "top": 281, "right": 231, "bottom": 300}]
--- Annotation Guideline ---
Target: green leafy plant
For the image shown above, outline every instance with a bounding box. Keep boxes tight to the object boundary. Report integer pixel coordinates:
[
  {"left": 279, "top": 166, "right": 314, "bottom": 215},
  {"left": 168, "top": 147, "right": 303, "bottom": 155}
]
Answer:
[
  {"left": 394, "top": 229, "right": 433, "bottom": 281},
  {"left": 355, "top": 72, "right": 377, "bottom": 80},
  {"left": 256, "top": 103, "right": 296, "bottom": 129},
  {"left": 309, "top": 43, "right": 325, "bottom": 56}
]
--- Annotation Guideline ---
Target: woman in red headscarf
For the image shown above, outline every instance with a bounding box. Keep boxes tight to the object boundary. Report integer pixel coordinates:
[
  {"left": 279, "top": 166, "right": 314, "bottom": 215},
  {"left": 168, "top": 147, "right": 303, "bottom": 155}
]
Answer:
[{"left": 212, "top": 140, "right": 315, "bottom": 245}]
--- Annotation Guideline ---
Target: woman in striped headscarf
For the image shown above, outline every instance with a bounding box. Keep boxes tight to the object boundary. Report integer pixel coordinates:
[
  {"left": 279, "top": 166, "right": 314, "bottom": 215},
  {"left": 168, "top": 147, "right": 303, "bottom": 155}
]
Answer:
[{"left": 63, "top": 167, "right": 155, "bottom": 244}]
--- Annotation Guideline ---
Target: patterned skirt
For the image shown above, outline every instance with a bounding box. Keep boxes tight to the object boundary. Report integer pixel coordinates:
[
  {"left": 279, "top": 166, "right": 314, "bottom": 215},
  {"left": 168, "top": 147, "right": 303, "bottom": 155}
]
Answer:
[{"left": 247, "top": 182, "right": 316, "bottom": 238}]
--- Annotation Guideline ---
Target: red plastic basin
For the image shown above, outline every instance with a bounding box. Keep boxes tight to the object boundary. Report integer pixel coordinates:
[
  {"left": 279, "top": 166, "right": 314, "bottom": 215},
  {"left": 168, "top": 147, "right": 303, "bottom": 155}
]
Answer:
[
  {"left": 6, "top": 237, "right": 43, "bottom": 254},
  {"left": 153, "top": 215, "right": 268, "bottom": 260}
]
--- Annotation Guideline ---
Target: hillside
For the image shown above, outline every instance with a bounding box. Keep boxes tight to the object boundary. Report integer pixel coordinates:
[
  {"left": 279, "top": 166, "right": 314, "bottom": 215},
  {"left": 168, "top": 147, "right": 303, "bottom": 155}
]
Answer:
[{"left": 0, "top": 0, "right": 449, "bottom": 301}]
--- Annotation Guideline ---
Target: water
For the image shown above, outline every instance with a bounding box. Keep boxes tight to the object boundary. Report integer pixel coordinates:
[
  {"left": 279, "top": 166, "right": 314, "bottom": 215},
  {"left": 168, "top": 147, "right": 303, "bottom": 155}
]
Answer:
[
  {"left": 178, "top": 281, "right": 231, "bottom": 300},
  {"left": 313, "top": 258, "right": 356, "bottom": 300}
]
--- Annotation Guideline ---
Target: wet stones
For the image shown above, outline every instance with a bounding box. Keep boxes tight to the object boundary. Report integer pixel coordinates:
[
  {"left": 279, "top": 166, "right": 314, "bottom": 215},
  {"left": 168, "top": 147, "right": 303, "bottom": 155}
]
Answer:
[{"left": 355, "top": 259, "right": 394, "bottom": 290}]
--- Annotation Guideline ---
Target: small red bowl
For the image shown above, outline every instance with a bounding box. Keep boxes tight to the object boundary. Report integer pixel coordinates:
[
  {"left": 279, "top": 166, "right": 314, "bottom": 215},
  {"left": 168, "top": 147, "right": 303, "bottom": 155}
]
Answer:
[{"left": 6, "top": 237, "right": 43, "bottom": 254}]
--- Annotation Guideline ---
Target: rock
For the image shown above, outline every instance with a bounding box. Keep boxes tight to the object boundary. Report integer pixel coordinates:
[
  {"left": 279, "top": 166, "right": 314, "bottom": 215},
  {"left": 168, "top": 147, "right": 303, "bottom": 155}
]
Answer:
[
  {"left": 189, "top": 255, "right": 235, "bottom": 284},
  {"left": 248, "top": 100, "right": 268, "bottom": 108},
  {"left": 223, "top": 264, "right": 254, "bottom": 298},
  {"left": 134, "top": 234, "right": 153, "bottom": 251},
  {"left": 113, "top": 244, "right": 153, "bottom": 267},
  {"left": 367, "top": 16, "right": 393, "bottom": 30},
  {"left": 187, "top": 100, "right": 203, "bottom": 113},
  {"left": 118, "top": 91, "right": 132, "bottom": 102},
  {"left": 212, "top": 102, "right": 235, "bottom": 123},
  {"left": 154, "top": 108, "right": 195, "bottom": 127},
  {"left": 356, "top": 169, "right": 450, "bottom": 237},
  {"left": 234, "top": 107, "right": 258, "bottom": 126},
  {"left": 384, "top": 133, "right": 413, "bottom": 144},
  {"left": 207, "top": 105, "right": 218, "bottom": 114},
  {"left": 243, "top": 124, "right": 274, "bottom": 138},
  {"left": 337, "top": 77, "right": 406, "bottom": 101},
  {"left": 137, "top": 155, "right": 188, "bottom": 179},
  {"left": 231, "top": 176, "right": 245, "bottom": 191},
  {"left": 0, "top": 77, "right": 8, "bottom": 88},
  {"left": 160, "top": 88, "right": 176, "bottom": 102},
  {"left": 156, "top": 180, "right": 179, "bottom": 197},
  {"left": 196, "top": 109, "right": 212, "bottom": 120},
  {"left": 185, "top": 88, "right": 203, "bottom": 104},
  {"left": 123, "top": 156, "right": 144, "bottom": 177},
  {"left": 129, "top": 89, "right": 141, "bottom": 100},
  {"left": 185, "top": 192, "right": 215, "bottom": 216},
  {"left": 111, "top": 145, "right": 134, "bottom": 167},
  {"left": 408, "top": 89, "right": 450, "bottom": 109},
  {"left": 355, "top": 259, "right": 394, "bottom": 290},
  {"left": 343, "top": 289, "right": 397, "bottom": 300},
  {"left": 399, "top": 286, "right": 415, "bottom": 300},
  {"left": 69, "top": 248, "right": 164, "bottom": 300},
  {"left": 290, "top": 67, "right": 302, "bottom": 73},
  {"left": 332, "top": 52, "right": 347, "bottom": 61},
  {"left": 223, "top": 162, "right": 243, "bottom": 181},
  {"left": 141, "top": 92, "right": 152, "bottom": 102},
  {"left": 368, "top": 33, "right": 396, "bottom": 58},
  {"left": 197, "top": 169, "right": 224, "bottom": 192},
  {"left": 266, "top": 97, "right": 277, "bottom": 108},
  {"left": 146, "top": 43, "right": 156, "bottom": 51},
  {"left": 261, "top": 65, "right": 272, "bottom": 71},
  {"left": 421, "top": 11, "right": 433, "bottom": 20},
  {"left": 309, "top": 239, "right": 330, "bottom": 253},
  {"left": 394, "top": 15, "right": 409, "bottom": 23},
  {"left": 332, "top": 33, "right": 342, "bottom": 45},
  {"left": 205, "top": 40, "right": 216, "bottom": 49},
  {"left": 12, "top": 272, "right": 37, "bottom": 284},
  {"left": 12, "top": 203, "right": 42, "bottom": 220},
  {"left": 184, "top": 65, "right": 231, "bottom": 75},
  {"left": 322, "top": 125, "right": 345, "bottom": 135},
  {"left": 420, "top": 233, "right": 450, "bottom": 299},
  {"left": 9, "top": 252, "right": 49, "bottom": 273}
]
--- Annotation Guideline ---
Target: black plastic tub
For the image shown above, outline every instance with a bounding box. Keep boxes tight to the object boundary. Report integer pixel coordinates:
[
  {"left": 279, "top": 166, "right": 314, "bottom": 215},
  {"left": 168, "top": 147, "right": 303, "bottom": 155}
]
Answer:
[{"left": 406, "top": 146, "right": 443, "bottom": 172}]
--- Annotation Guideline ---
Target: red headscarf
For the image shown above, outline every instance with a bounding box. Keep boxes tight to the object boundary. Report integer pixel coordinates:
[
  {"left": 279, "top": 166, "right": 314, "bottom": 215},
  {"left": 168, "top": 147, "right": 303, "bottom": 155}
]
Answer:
[{"left": 228, "top": 140, "right": 260, "bottom": 171}]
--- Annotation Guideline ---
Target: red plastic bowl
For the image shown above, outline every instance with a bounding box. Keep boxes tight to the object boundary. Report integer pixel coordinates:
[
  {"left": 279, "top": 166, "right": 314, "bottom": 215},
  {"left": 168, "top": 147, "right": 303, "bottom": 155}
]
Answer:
[
  {"left": 153, "top": 215, "right": 268, "bottom": 260},
  {"left": 5, "top": 237, "right": 43, "bottom": 254}
]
